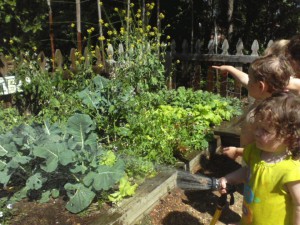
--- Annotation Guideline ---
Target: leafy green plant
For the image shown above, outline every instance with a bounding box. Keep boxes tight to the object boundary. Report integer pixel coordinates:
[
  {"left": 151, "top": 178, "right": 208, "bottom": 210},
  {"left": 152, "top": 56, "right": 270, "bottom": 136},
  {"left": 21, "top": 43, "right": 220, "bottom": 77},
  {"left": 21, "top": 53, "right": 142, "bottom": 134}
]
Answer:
[
  {"left": 0, "top": 113, "right": 130, "bottom": 213},
  {"left": 116, "top": 88, "right": 242, "bottom": 163}
]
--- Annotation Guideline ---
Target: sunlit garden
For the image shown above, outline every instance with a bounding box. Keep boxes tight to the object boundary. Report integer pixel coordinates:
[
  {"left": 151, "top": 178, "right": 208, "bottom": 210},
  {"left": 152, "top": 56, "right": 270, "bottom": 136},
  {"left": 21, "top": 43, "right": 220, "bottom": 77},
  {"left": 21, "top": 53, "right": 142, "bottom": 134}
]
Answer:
[{"left": 1, "top": 0, "right": 299, "bottom": 224}]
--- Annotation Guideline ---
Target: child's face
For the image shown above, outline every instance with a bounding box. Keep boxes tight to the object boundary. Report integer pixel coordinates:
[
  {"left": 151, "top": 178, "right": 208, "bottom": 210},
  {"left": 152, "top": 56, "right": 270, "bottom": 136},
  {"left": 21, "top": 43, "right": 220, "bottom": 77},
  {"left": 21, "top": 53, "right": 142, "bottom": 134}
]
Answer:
[{"left": 254, "top": 121, "right": 286, "bottom": 153}]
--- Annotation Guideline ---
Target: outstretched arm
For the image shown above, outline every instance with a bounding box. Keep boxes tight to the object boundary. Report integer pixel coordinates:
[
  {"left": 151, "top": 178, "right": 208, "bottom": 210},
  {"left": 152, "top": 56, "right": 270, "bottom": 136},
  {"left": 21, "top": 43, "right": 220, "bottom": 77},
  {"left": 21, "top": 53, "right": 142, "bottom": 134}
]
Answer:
[
  {"left": 287, "top": 181, "right": 300, "bottom": 225},
  {"left": 212, "top": 65, "right": 249, "bottom": 87}
]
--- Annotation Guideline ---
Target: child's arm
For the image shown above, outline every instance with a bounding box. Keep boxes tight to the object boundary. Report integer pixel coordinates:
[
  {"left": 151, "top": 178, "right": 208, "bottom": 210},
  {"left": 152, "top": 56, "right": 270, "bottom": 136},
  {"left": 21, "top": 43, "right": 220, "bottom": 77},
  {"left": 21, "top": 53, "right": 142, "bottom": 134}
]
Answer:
[
  {"left": 218, "top": 167, "right": 247, "bottom": 194},
  {"left": 212, "top": 65, "right": 249, "bottom": 87},
  {"left": 287, "top": 77, "right": 300, "bottom": 95},
  {"left": 222, "top": 146, "right": 244, "bottom": 159},
  {"left": 287, "top": 181, "right": 300, "bottom": 225}
]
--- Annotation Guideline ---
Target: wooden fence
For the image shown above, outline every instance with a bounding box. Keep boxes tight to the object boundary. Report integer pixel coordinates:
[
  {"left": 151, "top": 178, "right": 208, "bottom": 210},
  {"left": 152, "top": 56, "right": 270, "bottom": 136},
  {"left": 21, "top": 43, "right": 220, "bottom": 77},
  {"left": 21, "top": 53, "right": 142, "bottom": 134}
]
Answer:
[
  {"left": 0, "top": 38, "right": 274, "bottom": 100},
  {"left": 165, "top": 38, "right": 274, "bottom": 98}
]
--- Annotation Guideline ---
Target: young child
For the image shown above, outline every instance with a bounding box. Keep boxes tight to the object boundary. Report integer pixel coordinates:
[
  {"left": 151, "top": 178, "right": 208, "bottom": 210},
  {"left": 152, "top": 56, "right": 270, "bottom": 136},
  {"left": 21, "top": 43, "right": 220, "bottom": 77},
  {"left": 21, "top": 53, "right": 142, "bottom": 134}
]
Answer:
[
  {"left": 218, "top": 92, "right": 300, "bottom": 225},
  {"left": 219, "top": 54, "right": 294, "bottom": 159},
  {"left": 212, "top": 38, "right": 300, "bottom": 159}
]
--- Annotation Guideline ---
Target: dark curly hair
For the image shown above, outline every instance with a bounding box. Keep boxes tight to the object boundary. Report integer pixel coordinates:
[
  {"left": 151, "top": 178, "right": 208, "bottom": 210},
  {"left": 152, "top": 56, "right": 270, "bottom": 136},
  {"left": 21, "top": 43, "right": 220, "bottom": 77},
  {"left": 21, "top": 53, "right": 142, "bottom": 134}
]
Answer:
[{"left": 253, "top": 92, "right": 300, "bottom": 159}]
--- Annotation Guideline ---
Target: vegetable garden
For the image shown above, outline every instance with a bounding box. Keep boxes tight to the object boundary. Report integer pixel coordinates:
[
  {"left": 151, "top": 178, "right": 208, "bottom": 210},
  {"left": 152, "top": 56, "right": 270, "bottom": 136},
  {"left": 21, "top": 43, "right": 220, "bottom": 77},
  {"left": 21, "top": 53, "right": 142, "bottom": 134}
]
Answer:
[{"left": 0, "top": 1, "right": 245, "bottom": 224}]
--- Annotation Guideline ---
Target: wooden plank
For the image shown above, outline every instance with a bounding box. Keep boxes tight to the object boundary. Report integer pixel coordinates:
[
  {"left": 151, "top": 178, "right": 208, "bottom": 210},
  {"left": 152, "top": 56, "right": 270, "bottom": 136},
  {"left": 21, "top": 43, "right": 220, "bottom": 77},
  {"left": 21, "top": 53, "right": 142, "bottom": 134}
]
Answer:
[{"left": 174, "top": 53, "right": 258, "bottom": 64}]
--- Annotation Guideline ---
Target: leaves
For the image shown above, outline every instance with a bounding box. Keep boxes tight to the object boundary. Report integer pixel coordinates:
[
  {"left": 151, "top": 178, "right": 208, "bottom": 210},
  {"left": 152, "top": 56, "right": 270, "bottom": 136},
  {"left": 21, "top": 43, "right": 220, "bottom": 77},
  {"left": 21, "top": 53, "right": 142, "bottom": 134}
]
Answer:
[
  {"left": 33, "top": 142, "right": 75, "bottom": 172},
  {"left": 83, "top": 159, "right": 125, "bottom": 191},
  {"left": 26, "top": 173, "right": 45, "bottom": 190},
  {"left": 64, "top": 183, "right": 96, "bottom": 213},
  {"left": 66, "top": 114, "right": 96, "bottom": 150}
]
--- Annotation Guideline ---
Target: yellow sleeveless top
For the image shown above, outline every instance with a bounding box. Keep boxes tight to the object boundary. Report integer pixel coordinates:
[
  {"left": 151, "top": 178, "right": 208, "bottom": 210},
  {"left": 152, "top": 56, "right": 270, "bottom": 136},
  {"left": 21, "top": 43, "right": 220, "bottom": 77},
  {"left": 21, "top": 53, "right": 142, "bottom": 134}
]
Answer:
[{"left": 241, "top": 143, "right": 300, "bottom": 225}]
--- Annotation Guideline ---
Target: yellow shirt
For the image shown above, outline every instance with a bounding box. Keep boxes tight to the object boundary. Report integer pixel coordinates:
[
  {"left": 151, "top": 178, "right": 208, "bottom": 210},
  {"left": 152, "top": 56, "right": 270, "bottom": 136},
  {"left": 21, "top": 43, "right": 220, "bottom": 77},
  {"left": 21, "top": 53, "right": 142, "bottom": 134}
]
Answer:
[{"left": 241, "top": 144, "right": 300, "bottom": 225}]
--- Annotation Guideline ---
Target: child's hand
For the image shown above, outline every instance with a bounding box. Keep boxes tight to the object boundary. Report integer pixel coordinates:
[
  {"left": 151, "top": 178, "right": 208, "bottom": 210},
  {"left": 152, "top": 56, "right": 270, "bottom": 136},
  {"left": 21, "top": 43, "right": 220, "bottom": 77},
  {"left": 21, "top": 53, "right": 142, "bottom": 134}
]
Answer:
[
  {"left": 218, "top": 177, "right": 228, "bottom": 194},
  {"left": 211, "top": 65, "right": 229, "bottom": 76},
  {"left": 222, "top": 146, "right": 238, "bottom": 159}
]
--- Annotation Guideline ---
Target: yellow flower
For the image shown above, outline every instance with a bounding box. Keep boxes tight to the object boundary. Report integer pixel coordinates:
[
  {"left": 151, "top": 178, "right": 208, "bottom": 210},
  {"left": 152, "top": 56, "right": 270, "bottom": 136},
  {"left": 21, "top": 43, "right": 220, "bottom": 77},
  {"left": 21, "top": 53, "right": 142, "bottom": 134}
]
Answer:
[
  {"left": 146, "top": 25, "right": 151, "bottom": 31},
  {"left": 91, "top": 27, "right": 95, "bottom": 32},
  {"left": 139, "top": 28, "right": 143, "bottom": 33},
  {"left": 98, "top": 63, "right": 103, "bottom": 68},
  {"left": 80, "top": 56, "right": 85, "bottom": 61},
  {"left": 99, "top": 1, "right": 103, "bottom": 6},
  {"left": 120, "top": 27, "right": 125, "bottom": 35},
  {"left": 146, "top": 12, "right": 151, "bottom": 16},
  {"left": 107, "top": 30, "right": 113, "bottom": 36},
  {"left": 9, "top": 39, "right": 14, "bottom": 45},
  {"left": 136, "top": 13, "right": 141, "bottom": 18},
  {"left": 71, "top": 23, "right": 75, "bottom": 28},
  {"left": 98, "top": 36, "right": 105, "bottom": 41},
  {"left": 87, "top": 29, "right": 92, "bottom": 34},
  {"left": 130, "top": 3, "right": 134, "bottom": 7},
  {"left": 99, "top": 19, "right": 104, "bottom": 24},
  {"left": 32, "top": 46, "right": 37, "bottom": 51},
  {"left": 166, "top": 35, "right": 171, "bottom": 40},
  {"left": 167, "top": 24, "right": 171, "bottom": 27},
  {"left": 137, "top": 9, "right": 141, "bottom": 13},
  {"left": 176, "top": 60, "right": 180, "bottom": 64},
  {"left": 114, "top": 7, "right": 119, "bottom": 12},
  {"left": 104, "top": 23, "right": 109, "bottom": 27},
  {"left": 113, "top": 30, "right": 117, "bottom": 35},
  {"left": 159, "top": 13, "right": 165, "bottom": 19},
  {"left": 149, "top": 32, "right": 155, "bottom": 36}
]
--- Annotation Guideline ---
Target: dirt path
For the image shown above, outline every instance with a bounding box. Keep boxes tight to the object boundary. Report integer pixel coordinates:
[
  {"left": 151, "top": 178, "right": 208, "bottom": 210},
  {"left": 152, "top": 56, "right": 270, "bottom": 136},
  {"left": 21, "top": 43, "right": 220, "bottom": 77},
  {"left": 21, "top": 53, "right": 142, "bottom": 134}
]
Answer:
[{"left": 137, "top": 154, "right": 244, "bottom": 225}]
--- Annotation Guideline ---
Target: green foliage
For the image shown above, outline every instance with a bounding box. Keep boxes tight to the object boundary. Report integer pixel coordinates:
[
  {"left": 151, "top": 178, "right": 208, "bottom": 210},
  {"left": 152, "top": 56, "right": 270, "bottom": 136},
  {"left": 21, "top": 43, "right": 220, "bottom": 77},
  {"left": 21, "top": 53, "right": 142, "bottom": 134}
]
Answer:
[
  {"left": 0, "top": 105, "right": 29, "bottom": 134},
  {"left": 0, "top": 114, "right": 128, "bottom": 213},
  {"left": 0, "top": 0, "right": 48, "bottom": 53},
  {"left": 108, "top": 175, "right": 138, "bottom": 203},
  {"left": 12, "top": 56, "right": 95, "bottom": 124},
  {"left": 117, "top": 87, "right": 242, "bottom": 163}
]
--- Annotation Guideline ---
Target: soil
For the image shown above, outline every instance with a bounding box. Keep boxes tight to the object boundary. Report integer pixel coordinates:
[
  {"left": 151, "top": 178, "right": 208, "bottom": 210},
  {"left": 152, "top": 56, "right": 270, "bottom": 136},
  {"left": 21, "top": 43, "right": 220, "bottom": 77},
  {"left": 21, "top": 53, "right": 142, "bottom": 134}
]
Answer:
[
  {"left": 7, "top": 154, "right": 244, "bottom": 225},
  {"left": 137, "top": 154, "right": 244, "bottom": 225}
]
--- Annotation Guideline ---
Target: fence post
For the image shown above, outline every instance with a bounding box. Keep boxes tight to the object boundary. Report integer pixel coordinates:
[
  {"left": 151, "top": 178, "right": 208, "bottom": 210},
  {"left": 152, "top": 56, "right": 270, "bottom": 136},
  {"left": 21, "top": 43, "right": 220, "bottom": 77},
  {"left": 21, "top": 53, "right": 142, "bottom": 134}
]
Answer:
[{"left": 233, "top": 39, "right": 244, "bottom": 98}]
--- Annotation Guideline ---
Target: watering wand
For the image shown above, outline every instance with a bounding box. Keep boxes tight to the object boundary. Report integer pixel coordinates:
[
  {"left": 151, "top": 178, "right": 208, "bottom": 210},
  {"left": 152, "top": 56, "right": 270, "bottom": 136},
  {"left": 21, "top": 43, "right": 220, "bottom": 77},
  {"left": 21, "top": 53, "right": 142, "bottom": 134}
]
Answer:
[
  {"left": 176, "top": 171, "right": 236, "bottom": 224},
  {"left": 210, "top": 180, "right": 236, "bottom": 225}
]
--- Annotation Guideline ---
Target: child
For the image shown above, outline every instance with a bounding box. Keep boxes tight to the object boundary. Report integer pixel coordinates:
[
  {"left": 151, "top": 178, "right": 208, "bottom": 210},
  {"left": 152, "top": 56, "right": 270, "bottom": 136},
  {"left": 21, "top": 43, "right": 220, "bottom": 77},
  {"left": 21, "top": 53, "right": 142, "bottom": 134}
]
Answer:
[
  {"left": 212, "top": 38, "right": 300, "bottom": 159},
  {"left": 218, "top": 92, "right": 300, "bottom": 225},
  {"left": 219, "top": 54, "right": 294, "bottom": 159}
]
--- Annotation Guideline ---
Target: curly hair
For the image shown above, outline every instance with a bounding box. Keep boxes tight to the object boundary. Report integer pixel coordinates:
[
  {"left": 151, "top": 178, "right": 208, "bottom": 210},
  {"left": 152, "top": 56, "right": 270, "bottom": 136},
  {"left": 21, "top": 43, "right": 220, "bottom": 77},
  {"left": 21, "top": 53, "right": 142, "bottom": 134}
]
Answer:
[
  {"left": 248, "top": 54, "right": 294, "bottom": 93},
  {"left": 253, "top": 92, "right": 300, "bottom": 159}
]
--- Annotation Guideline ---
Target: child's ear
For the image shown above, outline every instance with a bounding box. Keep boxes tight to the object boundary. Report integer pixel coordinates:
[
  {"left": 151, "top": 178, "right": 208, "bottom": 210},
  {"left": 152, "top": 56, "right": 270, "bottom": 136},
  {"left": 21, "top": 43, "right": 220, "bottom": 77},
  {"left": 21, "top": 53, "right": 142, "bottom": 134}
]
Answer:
[{"left": 259, "top": 81, "right": 268, "bottom": 93}]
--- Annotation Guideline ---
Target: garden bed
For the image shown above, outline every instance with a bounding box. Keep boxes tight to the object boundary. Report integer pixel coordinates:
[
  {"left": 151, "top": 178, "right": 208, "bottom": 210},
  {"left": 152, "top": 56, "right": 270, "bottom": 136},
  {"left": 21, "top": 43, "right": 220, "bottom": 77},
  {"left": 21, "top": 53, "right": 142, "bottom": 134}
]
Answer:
[{"left": 7, "top": 138, "right": 243, "bottom": 225}]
